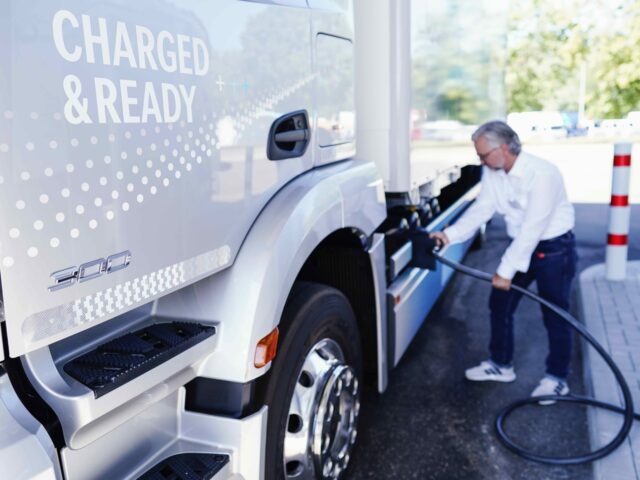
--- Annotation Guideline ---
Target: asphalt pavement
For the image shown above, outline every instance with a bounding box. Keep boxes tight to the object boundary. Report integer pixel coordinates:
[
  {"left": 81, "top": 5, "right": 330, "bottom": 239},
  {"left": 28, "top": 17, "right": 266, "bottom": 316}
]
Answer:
[{"left": 346, "top": 203, "right": 640, "bottom": 480}]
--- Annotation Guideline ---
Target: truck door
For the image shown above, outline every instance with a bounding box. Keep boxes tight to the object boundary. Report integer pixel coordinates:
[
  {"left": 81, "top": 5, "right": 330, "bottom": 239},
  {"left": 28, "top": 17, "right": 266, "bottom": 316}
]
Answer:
[
  {"left": 310, "top": 0, "right": 356, "bottom": 166},
  {"left": 0, "top": 0, "right": 313, "bottom": 356}
]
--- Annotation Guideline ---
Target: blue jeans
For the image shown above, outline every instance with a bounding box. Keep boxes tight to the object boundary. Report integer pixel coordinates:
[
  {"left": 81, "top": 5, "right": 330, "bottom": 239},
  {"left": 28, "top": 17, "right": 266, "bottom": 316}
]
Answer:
[{"left": 489, "top": 231, "right": 578, "bottom": 379}]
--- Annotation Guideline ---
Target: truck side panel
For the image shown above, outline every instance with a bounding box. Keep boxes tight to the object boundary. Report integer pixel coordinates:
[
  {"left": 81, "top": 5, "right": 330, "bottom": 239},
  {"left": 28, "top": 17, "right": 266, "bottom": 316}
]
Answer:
[{"left": 0, "top": 1, "right": 314, "bottom": 356}]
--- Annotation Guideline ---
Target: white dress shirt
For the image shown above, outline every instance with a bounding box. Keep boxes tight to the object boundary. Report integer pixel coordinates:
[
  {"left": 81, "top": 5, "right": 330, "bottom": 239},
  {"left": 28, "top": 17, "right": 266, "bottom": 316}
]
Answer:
[{"left": 444, "top": 151, "right": 575, "bottom": 280}]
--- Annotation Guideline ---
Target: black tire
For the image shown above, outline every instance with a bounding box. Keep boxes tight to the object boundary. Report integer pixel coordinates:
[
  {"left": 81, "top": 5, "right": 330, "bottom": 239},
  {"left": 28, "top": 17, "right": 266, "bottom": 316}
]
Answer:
[{"left": 264, "top": 282, "right": 362, "bottom": 480}]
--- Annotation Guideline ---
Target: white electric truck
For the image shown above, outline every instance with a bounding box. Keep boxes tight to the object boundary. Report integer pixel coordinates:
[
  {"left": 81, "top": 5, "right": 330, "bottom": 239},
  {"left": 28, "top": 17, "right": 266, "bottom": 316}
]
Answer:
[{"left": 0, "top": 1, "right": 502, "bottom": 478}]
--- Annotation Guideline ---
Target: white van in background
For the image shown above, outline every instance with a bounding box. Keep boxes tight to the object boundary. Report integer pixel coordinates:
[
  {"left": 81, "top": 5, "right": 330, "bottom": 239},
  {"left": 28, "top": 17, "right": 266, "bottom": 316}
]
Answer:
[{"left": 507, "top": 111, "right": 567, "bottom": 139}]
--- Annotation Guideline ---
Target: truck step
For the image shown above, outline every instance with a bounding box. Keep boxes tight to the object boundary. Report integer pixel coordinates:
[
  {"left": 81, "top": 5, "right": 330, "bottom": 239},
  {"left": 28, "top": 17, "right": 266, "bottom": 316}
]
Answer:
[
  {"left": 64, "top": 322, "right": 216, "bottom": 398},
  {"left": 137, "top": 453, "right": 229, "bottom": 480}
]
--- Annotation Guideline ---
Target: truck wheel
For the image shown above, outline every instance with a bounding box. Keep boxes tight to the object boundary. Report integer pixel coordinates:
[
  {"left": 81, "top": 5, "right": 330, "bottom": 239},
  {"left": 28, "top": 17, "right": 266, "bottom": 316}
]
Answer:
[{"left": 264, "top": 282, "right": 362, "bottom": 480}]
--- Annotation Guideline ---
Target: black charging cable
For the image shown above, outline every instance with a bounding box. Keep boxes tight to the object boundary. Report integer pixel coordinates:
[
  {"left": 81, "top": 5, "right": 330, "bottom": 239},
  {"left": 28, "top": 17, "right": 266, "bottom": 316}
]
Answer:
[{"left": 431, "top": 249, "right": 640, "bottom": 465}]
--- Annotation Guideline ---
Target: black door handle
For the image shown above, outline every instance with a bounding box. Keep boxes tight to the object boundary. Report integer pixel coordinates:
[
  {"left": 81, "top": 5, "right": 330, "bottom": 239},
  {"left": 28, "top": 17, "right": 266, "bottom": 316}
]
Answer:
[
  {"left": 274, "top": 130, "right": 308, "bottom": 143},
  {"left": 267, "top": 110, "right": 310, "bottom": 160}
]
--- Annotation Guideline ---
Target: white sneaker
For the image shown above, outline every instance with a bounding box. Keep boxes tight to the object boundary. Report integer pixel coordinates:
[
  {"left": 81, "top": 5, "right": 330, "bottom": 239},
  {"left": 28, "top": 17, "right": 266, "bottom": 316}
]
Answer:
[
  {"left": 465, "top": 360, "right": 516, "bottom": 382},
  {"left": 531, "top": 376, "right": 569, "bottom": 405}
]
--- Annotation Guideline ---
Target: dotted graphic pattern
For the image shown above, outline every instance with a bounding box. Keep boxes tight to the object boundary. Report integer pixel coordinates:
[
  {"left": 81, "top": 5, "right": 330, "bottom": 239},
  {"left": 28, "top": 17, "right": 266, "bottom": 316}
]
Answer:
[
  {"left": 22, "top": 245, "right": 231, "bottom": 344},
  {"left": 0, "top": 73, "right": 316, "bottom": 268},
  {"left": 0, "top": 71, "right": 316, "bottom": 352}
]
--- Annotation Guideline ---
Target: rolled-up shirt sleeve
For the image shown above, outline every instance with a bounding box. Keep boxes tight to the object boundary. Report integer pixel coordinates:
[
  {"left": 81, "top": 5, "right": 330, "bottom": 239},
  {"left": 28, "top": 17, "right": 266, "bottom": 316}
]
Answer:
[
  {"left": 496, "top": 173, "right": 560, "bottom": 280},
  {"left": 444, "top": 172, "right": 496, "bottom": 245}
]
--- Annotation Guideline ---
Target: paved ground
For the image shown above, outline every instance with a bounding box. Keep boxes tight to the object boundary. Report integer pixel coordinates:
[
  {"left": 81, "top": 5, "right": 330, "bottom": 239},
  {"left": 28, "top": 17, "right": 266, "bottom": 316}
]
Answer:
[
  {"left": 580, "top": 262, "right": 640, "bottom": 480},
  {"left": 347, "top": 203, "right": 640, "bottom": 479}
]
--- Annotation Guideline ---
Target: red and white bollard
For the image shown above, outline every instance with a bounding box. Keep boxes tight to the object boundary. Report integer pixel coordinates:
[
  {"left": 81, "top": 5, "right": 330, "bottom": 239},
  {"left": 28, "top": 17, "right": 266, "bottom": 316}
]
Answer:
[{"left": 605, "top": 143, "right": 632, "bottom": 281}]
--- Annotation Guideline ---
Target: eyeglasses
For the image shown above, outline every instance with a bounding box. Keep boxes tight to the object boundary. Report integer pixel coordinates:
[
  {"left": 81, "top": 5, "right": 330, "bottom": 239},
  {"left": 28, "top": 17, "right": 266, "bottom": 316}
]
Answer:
[{"left": 477, "top": 147, "right": 499, "bottom": 162}]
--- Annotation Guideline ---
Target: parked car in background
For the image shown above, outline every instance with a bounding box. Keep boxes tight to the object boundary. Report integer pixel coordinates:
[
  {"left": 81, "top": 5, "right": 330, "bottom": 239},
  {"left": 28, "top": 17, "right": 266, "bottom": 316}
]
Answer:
[
  {"left": 591, "top": 117, "right": 637, "bottom": 138},
  {"left": 560, "top": 111, "right": 589, "bottom": 137},
  {"left": 507, "top": 111, "right": 567, "bottom": 139},
  {"left": 627, "top": 111, "right": 640, "bottom": 132}
]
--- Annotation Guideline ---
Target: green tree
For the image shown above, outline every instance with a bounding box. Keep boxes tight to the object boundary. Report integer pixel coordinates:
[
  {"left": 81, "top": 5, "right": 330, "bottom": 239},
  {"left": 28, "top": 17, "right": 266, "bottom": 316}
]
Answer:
[
  {"left": 507, "top": 0, "right": 590, "bottom": 112},
  {"left": 588, "top": 1, "right": 640, "bottom": 117},
  {"left": 411, "top": 0, "right": 508, "bottom": 124},
  {"left": 507, "top": 0, "right": 640, "bottom": 119}
]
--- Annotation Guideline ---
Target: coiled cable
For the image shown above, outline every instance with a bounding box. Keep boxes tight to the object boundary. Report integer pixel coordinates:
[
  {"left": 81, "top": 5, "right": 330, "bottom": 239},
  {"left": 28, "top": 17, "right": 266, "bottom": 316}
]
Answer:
[{"left": 432, "top": 250, "right": 640, "bottom": 465}]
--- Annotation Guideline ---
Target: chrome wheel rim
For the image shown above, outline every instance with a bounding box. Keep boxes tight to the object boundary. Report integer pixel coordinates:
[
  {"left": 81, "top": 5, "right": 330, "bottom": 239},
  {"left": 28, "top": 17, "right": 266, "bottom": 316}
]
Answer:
[{"left": 283, "top": 338, "right": 360, "bottom": 479}]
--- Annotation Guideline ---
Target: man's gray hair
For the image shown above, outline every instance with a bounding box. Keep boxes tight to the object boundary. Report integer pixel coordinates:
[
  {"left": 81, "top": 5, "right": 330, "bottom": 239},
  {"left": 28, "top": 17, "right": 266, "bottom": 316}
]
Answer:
[{"left": 472, "top": 120, "right": 522, "bottom": 155}]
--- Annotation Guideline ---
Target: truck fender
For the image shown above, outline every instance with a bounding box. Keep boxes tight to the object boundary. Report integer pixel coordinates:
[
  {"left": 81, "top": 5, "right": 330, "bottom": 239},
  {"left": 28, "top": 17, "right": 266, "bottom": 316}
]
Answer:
[{"left": 154, "top": 159, "right": 387, "bottom": 382}]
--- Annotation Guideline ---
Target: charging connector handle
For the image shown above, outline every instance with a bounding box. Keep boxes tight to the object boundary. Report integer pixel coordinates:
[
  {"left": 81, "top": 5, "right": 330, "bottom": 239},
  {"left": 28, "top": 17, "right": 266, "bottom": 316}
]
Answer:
[{"left": 431, "top": 249, "right": 640, "bottom": 465}]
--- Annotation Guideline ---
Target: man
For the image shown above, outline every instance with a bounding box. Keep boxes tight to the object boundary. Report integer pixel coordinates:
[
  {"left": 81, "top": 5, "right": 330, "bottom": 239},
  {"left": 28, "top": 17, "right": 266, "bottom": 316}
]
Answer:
[{"left": 430, "top": 120, "right": 577, "bottom": 404}]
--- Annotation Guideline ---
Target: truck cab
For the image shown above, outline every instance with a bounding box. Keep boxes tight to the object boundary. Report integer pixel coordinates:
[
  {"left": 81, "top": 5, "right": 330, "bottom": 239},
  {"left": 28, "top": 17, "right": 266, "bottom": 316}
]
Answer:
[{"left": 0, "top": 1, "right": 497, "bottom": 478}]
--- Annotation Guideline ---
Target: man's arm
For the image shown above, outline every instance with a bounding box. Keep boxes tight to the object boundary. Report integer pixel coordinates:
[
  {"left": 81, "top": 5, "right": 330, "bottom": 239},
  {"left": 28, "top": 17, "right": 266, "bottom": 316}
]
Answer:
[{"left": 440, "top": 171, "right": 496, "bottom": 245}]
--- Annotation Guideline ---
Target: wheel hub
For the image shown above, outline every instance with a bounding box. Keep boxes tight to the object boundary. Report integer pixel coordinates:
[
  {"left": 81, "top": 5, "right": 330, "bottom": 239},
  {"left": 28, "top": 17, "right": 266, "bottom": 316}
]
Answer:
[
  {"left": 283, "top": 339, "right": 360, "bottom": 479},
  {"left": 312, "top": 364, "right": 359, "bottom": 478}
]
